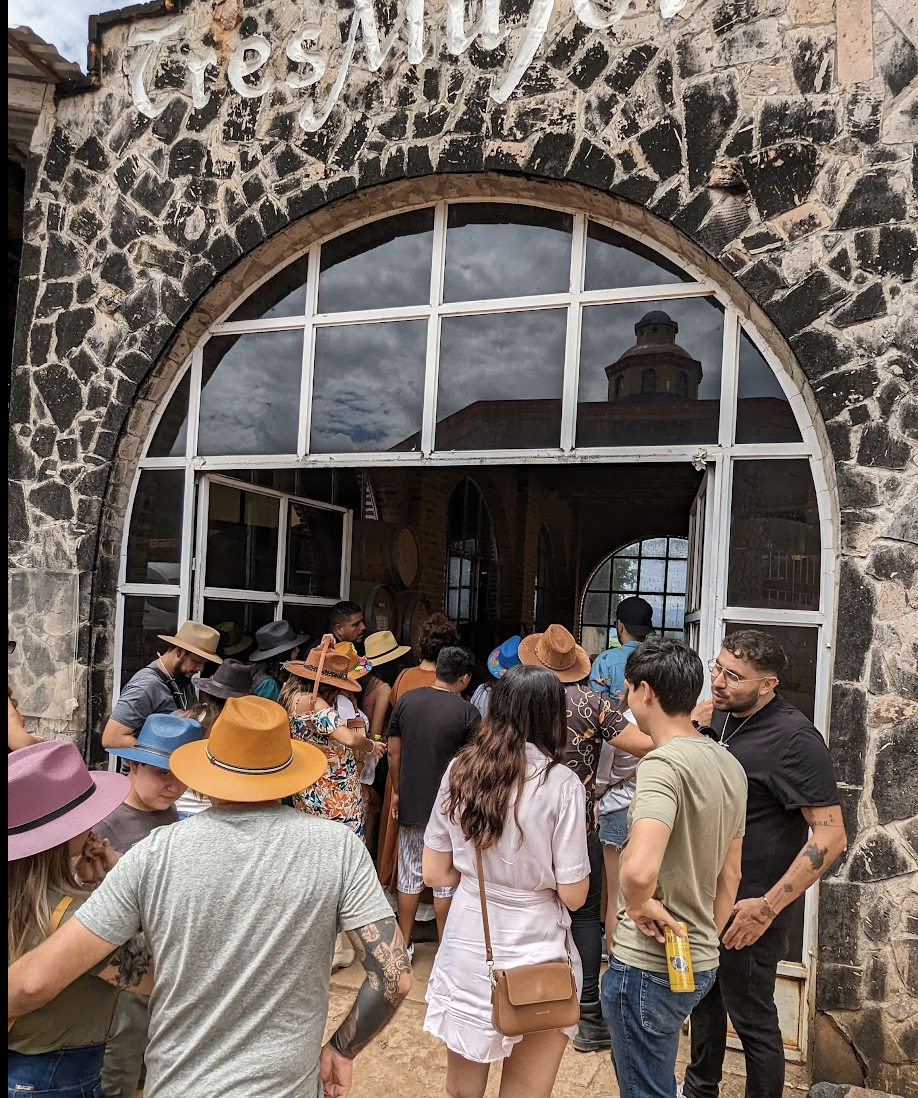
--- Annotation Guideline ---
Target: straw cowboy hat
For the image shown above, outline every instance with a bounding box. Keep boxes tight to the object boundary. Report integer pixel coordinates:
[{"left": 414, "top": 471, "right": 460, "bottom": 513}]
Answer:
[
  {"left": 333, "top": 641, "right": 372, "bottom": 681},
  {"left": 169, "top": 695, "right": 327, "bottom": 802},
  {"left": 158, "top": 620, "right": 223, "bottom": 664},
  {"left": 488, "top": 635, "right": 523, "bottom": 680},
  {"left": 248, "top": 620, "right": 311, "bottom": 662},
  {"left": 107, "top": 713, "right": 205, "bottom": 770},
  {"left": 518, "top": 624, "right": 591, "bottom": 683},
  {"left": 193, "top": 658, "right": 254, "bottom": 700},
  {"left": 217, "top": 621, "right": 253, "bottom": 657},
  {"left": 283, "top": 649, "right": 361, "bottom": 693},
  {"left": 9, "top": 741, "right": 130, "bottom": 861},
  {"left": 362, "top": 630, "right": 411, "bottom": 667}
]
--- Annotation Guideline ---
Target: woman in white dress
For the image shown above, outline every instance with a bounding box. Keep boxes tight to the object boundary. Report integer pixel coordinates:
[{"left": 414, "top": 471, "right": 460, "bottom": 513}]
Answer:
[{"left": 422, "top": 664, "right": 591, "bottom": 1098}]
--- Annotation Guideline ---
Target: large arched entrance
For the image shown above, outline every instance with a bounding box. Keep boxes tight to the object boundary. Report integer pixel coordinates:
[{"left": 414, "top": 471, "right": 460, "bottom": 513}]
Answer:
[{"left": 108, "top": 182, "right": 837, "bottom": 1062}]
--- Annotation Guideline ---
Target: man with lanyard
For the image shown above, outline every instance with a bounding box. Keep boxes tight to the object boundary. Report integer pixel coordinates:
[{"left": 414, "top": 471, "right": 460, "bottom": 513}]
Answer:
[
  {"left": 102, "top": 620, "right": 222, "bottom": 752},
  {"left": 590, "top": 596, "right": 655, "bottom": 701},
  {"left": 682, "top": 629, "right": 847, "bottom": 1098}
]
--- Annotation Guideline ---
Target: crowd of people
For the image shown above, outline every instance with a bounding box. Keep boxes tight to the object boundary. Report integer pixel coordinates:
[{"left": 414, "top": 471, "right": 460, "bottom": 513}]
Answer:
[{"left": 8, "top": 597, "right": 847, "bottom": 1098}]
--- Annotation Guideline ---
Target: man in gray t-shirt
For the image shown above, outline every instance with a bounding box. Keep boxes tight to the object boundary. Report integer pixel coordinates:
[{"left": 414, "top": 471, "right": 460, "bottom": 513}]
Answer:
[{"left": 8, "top": 695, "right": 413, "bottom": 1098}]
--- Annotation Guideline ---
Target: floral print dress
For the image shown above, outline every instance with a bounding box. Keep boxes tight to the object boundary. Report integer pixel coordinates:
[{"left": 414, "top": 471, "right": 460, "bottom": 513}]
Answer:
[{"left": 289, "top": 704, "right": 364, "bottom": 837}]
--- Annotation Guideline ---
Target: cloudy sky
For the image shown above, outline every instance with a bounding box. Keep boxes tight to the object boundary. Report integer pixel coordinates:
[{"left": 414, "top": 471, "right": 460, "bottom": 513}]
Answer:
[{"left": 8, "top": 0, "right": 104, "bottom": 65}]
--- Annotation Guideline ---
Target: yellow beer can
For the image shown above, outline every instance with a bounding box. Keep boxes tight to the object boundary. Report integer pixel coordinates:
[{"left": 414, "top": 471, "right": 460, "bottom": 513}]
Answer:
[{"left": 664, "top": 923, "right": 695, "bottom": 992}]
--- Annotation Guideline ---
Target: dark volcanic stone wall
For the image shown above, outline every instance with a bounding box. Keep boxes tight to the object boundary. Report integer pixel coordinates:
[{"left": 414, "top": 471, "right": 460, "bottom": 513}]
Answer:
[{"left": 7, "top": 0, "right": 916, "bottom": 1087}]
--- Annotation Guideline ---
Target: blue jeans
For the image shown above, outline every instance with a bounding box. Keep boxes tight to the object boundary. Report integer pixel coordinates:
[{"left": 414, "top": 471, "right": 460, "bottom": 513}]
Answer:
[
  {"left": 8, "top": 1042, "right": 106, "bottom": 1098},
  {"left": 602, "top": 957, "right": 717, "bottom": 1098}
]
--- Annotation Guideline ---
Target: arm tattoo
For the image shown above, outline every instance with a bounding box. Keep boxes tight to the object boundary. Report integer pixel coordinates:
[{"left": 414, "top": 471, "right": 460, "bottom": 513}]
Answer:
[
  {"left": 803, "top": 842, "right": 827, "bottom": 872},
  {"left": 330, "top": 916, "right": 409, "bottom": 1059},
  {"left": 110, "top": 934, "right": 153, "bottom": 989}
]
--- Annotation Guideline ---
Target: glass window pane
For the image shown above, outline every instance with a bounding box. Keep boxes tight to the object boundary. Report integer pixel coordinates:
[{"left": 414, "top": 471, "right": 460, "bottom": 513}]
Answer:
[
  {"left": 583, "top": 592, "right": 608, "bottom": 622},
  {"left": 121, "top": 594, "right": 180, "bottom": 689},
  {"left": 318, "top": 209, "right": 435, "bottom": 313},
  {"left": 577, "top": 298, "right": 724, "bottom": 447},
  {"left": 639, "top": 558, "right": 666, "bottom": 591},
  {"left": 611, "top": 558, "right": 638, "bottom": 591},
  {"left": 228, "top": 253, "right": 310, "bottom": 322},
  {"left": 199, "top": 332, "right": 302, "bottom": 456},
  {"left": 735, "top": 331, "right": 803, "bottom": 444},
  {"left": 618, "top": 543, "right": 640, "bottom": 558},
  {"left": 665, "top": 595, "right": 686, "bottom": 630},
  {"left": 444, "top": 204, "right": 572, "bottom": 302},
  {"left": 592, "top": 559, "right": 611, "bottom": 588},
  {"left": 202, "top": 599, "right": 276, "bottom": 661},
  {"left": 436, "top": 310, "right": 567, "bottom": 450},
  {"left": 285, "top": 503, "right": 344, "bottom": 598},
  {"left": 311, "top": 320, "right": 427, "bottom": 453},
  {"left": 205, "top": 482, "right": 279, "bottom": 592},
  {"left": 585, "top": 223, "right": 694, "bottom": 291},
  {"left": 147, "top": 372, "right": 190, "bottom": 458},
  {"left": 723, "top": 622, "right": 818, "bottom": 727},
  {"left": 642, "top": 538, "right": 668, "bottom": 556},
  {"left": 642, "top": 593, "right": 664, "bottom": 630},
  {"left": 125, "top": 470, "right": 185, "bottom": 585},
  {"left": 667, "top": 559, "right": 688, "bottom": 593},
  {"left": 669, "top": 538, "right": 689, "bottom": 559},
  {"left": 728, "top": 461, "right": 820, "bottom": 610}
]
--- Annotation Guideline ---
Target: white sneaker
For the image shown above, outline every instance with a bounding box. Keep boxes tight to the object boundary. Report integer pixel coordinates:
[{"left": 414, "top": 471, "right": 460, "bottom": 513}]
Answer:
[
  {"left": 406, "top": 943, "right": 415, "bottom": 963},
  {"left": 675, "top": 1083, "right": 684, "bottom": 1097}
]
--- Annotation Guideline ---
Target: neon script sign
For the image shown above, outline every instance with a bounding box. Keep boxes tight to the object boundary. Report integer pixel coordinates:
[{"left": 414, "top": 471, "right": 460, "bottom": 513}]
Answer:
[{"left": 127, "top": 0, "right": 686, "bottom": 133}]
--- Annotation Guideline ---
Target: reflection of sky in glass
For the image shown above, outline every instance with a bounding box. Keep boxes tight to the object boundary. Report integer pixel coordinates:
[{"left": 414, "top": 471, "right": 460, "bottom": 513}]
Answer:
[
  {"left": 125, "top": 469, "right": 185, "bottom": 584},
  {"left": 148, "top": 372, "right": 190, "bottom": 458},
  {"left": 319, "top": 210, "right": 435, "bottom": 313},
  {"left": 199, "top": 332, "right": 302, "bottom": 455},
  {"left": 444, "top": 205, "right": 572, "bottom": 302},
  {"left": 437, "top": 310, "right": 567, "bottom": 421},
  {"left": 736, "top": 331, "right": 801, "bottom": 443},
  {"left": 585, "top": 224, "right": 694, "bottom": 290},
  {"left": 579, "top": 298, "right": 725, "bottom": 401},
  {"left": 738, "top": 332, "right": 788, "bottom": 399},
  {"left": 228, "top": 254, "right": 310, "bottom": 322},
  {"left": 310, "top": 321, "right": 427, "bottom": 452}
]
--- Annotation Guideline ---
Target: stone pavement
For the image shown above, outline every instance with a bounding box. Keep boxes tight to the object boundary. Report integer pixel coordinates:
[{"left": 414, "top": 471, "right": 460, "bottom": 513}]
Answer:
[{"left": 326, "top": 940, "right": 812, "bottom": 1097}]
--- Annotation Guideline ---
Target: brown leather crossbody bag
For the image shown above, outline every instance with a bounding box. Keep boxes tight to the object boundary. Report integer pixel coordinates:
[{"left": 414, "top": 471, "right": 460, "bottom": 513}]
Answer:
[{"left": 475, "top": 847, "right": 580, "bottom": 1037}]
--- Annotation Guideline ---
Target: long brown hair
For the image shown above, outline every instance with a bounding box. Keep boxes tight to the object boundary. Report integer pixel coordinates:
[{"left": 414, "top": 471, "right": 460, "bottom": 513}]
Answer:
[
  {"left": 445, "top": 664, "right": 566, "bottom": 848},
  {"left": 8, "top": 845, "right": 84, "bottom": 964}
]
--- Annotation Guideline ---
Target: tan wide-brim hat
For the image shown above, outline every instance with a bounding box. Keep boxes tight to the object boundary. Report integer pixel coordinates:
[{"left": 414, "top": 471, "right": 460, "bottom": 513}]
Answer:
[
  {"left": 362, "top": 630, "right": 411, "bottom": 667},
  {"left": 283, "top": 650, "right": 361, "bottom": 693},
  {"left": 170, "top": 695, "right": 327, "bottom": 802},
  {"left": 518, "top": 624, "right": 591, "bottom": 683},
  {"left": 158, "top": 620, "right": 223, "bottom": 664}
]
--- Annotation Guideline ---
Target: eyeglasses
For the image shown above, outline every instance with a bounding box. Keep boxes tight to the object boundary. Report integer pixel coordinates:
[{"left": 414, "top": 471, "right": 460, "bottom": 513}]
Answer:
[{"left": 708, "top": 659, "right": 775, "bottom": 687}]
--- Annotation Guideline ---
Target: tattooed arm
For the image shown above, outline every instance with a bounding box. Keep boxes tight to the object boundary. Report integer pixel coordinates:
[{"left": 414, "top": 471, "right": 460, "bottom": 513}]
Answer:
[
  {"left": 319, "top": 915, "right": 411, "bottom": 1096},
  {"left": 722, "top": 804, "right": 847, "bottom": 950},
  {"left": 8, "top": 916, "right": 152, "bottom": 1018}
]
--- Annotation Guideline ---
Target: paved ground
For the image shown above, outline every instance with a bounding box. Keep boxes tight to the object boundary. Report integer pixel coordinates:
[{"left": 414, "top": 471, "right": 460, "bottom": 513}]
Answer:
[{"left": 326, "top": 940, "right": 812, "bottom": 1097}]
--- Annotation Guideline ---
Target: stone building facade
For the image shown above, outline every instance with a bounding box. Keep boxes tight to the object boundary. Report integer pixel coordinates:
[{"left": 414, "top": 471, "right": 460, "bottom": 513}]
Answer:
[{"left": 7, "top": 0, "right": 917, "bottom": 1089}]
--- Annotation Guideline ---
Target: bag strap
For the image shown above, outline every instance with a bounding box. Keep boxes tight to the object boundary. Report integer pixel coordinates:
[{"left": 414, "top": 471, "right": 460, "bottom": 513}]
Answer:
[
  {"left": 474, "top": 846, "right": 495, "bottom": 973},
  {"left": 8, "top": 895, "right": 75, "bottom": 1033},
  {"left": 310, "top": 636, "right": 333, "bottom": 706}
]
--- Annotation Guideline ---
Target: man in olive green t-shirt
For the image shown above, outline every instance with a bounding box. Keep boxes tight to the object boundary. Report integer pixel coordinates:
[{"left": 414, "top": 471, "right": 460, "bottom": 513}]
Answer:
[{"left": 602, "top": 639, "right": 747, "bottom": 1098}]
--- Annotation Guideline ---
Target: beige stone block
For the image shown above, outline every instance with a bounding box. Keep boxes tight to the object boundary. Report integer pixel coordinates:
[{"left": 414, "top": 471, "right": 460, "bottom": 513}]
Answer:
[
  {"left": 788, "top": 0, "right": 835, "bottom": 24},
  {"left": 773, "top": 200, "right": 832, "bottom": 239},
  {"left": 837, "top": 0, "right": 875, "bottom": 83},
  {"left": 877, "top": 580, "right": 909, "bottom": 620},
  {"left": 741, "top": 59, "right": 797, "bottom": 95},
  {"left": 877, "top": 0, "right": 918, "bottom": 44},
  {"left": 813, "top": 1011, "right": 867, "bottom": 1084},
  {"left": 869, "top": 694, "right": 918, "bottom": 725}
]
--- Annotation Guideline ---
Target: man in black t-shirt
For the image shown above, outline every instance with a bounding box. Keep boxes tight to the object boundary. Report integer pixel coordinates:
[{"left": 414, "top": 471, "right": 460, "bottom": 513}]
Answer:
[
  {"left": 387, "top": 646, "right": 480, "bottom": 954},
  {"left": 683, "top": 631, "right": 847, "bottom": 1098}
]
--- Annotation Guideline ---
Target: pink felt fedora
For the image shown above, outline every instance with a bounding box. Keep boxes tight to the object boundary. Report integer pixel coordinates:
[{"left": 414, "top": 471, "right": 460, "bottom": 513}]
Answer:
[{"left": 9, "top": 740, "right": 130, "bottom": 862}]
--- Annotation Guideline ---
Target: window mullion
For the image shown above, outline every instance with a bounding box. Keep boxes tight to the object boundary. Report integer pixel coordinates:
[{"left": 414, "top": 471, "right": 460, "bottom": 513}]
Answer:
[
  {"left": 422, "top": 202, "right": 447, "bottom": 455},
  {"left": 561, "top": 213, "right": 587, "bottom": 452},
  {"left": 299, "top": 243, "right": 321, "bottom": 457}
]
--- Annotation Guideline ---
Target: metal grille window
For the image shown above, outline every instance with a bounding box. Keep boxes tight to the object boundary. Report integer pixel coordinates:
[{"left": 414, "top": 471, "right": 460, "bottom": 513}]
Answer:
[
  {"left": 446, "top": 479, "right": 497, "bottom": 626},
  {"left": 580, "top": 537, "right": 689, "bottom": 655}
]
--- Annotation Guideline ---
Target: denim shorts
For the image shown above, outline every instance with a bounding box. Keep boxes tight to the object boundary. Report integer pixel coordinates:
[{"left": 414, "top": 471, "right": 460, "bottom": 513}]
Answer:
[{"left": 598, "top": 807, "right": 629, "bottom": 850}]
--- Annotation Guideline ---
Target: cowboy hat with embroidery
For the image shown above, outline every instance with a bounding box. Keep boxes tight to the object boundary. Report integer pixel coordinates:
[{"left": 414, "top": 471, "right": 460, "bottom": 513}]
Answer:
[
  {"left": 488, "top": 635, "right": 523, "bottom": 680},
  {"left": 217, "top": 621, "right": 253, "bottom": 657},
  {"left": 518, "top": 624, "right": 591, "bottom": 684},
  {"left": 158, "top": 620, "right": 223, "bottom": 665},
  {"left": 106, "top": 713, "right": 205, "bottom": 770},
  {"left": 362, "top": 630, "right": 411, "bottom": 667},
  {"left": 248, "top": 620, "right": 311, "bottom": 662},
  {"left": 169, "top": 695, "right": 327, "bottom": 802},
  {"left": 283, "top": 649, "right": 361, "bottom": 693},
  {"left": 9, "top": 741, "right": 130, "bottom": 861},
  {"left": 193, "top": 658, "right": 255, "bottom": 700},
  {"left": 333, "top": 642, "right": 372, "bottom": 681}
]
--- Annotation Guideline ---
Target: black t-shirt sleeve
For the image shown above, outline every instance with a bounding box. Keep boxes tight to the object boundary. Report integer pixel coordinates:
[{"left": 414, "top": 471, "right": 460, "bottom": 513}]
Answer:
[
  {"left": 387, "top": 699, "right": 403, "bottom": 739},
  {"left": 769, "top": 725, "right": 840, "bottom": 810},
  {"left": 462, "top": 705, "right": 479, "bottom": 745}
]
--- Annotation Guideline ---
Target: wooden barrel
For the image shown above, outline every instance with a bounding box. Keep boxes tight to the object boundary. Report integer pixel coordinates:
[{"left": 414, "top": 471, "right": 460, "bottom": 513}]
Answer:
[
  {"left": 350, "top": 581, "right": 399, "bottom": 636},
  {"left": 350, "top": 521, "right": 420, "bottom": 590},
  {"left": 395, "top": 590, "right": 431, "bottom": 650}
]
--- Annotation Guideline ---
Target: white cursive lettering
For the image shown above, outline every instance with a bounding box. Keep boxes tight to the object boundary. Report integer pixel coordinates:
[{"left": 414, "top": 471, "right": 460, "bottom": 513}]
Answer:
[
  {"left": 184, "top": 46, "right": 218, "bottom": 109},
  {"left": 227, "top": 34, "right": 274, "bottom": 99},
  {"left": 286, "top": 26, "right": 327, "bottom": 89},
  {"left": 127, "top": 15, "right": 188, "bottom": 119}
]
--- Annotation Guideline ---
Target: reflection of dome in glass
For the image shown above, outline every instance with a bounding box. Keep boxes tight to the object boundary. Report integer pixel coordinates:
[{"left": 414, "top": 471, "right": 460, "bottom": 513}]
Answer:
[{"left": 606, "top": 310, "right": 703, "bottom": 402}]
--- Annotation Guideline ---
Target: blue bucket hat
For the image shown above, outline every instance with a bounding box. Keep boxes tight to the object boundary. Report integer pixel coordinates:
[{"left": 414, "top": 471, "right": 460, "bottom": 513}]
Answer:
[
  {"left": 487, "top": 635, "right": 524, "bottom": 680},
  {"left": 107, "top": 713, "right": 205, "bottom": 770}
]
